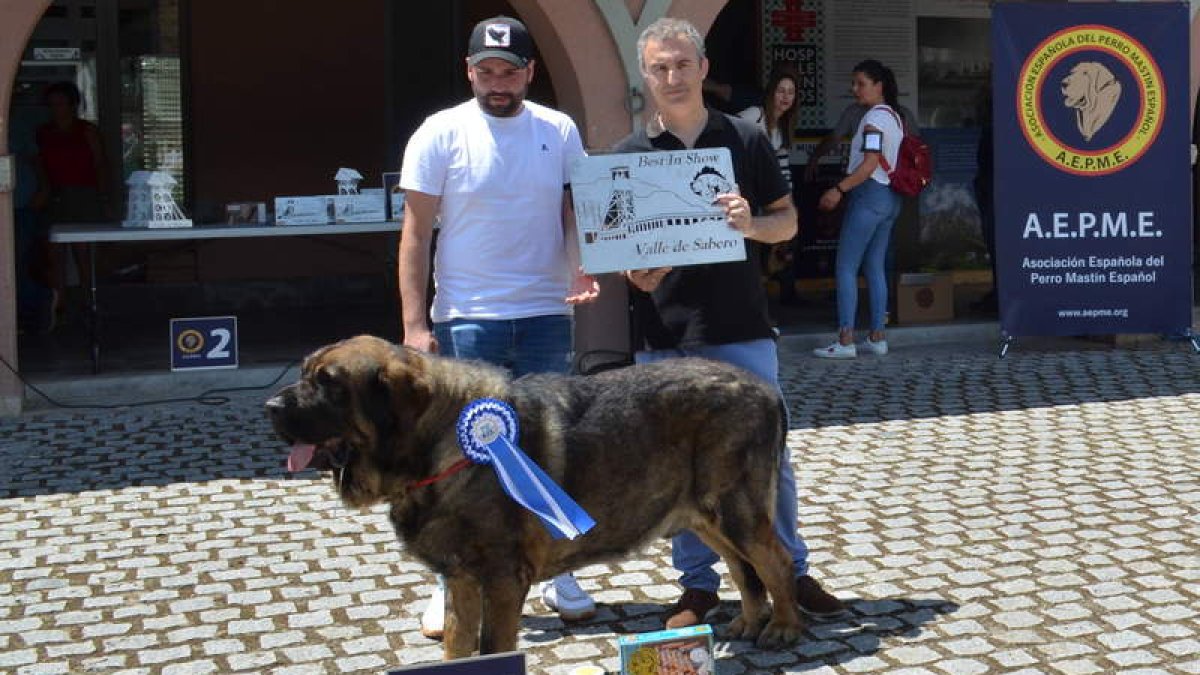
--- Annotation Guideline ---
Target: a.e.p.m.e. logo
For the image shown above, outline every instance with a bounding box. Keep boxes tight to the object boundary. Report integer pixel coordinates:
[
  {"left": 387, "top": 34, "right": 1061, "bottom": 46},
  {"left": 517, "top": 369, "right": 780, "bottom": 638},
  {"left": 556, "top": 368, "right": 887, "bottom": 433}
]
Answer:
[{"left": 1017, "top": 24, "right": 1163, "bottom": 176}]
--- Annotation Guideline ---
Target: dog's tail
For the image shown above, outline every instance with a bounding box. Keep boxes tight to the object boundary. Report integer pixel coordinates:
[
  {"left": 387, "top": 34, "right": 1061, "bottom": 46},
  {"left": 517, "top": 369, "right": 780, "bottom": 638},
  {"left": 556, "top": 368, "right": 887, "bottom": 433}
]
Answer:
[
  {"left": 771, "top": 392, "right": 789, "bottom": 507},
  {"left": 776, "top": 393, "right": 789, "bottom": 461}
]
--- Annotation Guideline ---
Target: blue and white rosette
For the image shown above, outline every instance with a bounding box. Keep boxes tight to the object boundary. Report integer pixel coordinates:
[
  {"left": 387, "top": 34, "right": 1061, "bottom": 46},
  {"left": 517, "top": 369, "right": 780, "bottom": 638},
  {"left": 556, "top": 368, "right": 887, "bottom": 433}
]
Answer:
[{"left": 456, "top": 398, "right": 596, "bottom": 540}]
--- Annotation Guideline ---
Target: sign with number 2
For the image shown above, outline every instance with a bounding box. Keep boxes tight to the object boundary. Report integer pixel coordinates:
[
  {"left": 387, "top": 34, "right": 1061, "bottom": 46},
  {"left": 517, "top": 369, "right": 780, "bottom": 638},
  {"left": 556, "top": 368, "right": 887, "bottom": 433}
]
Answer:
[{"left": 170, "top": 316, "right": 239, "bottom": 371}]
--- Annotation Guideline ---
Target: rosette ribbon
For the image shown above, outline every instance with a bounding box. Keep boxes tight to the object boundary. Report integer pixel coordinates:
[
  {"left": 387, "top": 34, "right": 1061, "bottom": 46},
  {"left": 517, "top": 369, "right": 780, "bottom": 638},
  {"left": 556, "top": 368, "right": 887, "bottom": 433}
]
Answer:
[{"left": 456, "top": 398, "right": 595, "bottom": 540}]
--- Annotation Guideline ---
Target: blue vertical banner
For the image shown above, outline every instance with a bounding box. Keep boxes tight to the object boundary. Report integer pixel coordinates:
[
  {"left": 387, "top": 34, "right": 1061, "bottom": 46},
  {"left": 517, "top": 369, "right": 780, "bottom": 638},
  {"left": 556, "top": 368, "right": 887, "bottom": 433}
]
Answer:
[{"left": 992, "top": 2, "right": 1193, "bottom": 337}]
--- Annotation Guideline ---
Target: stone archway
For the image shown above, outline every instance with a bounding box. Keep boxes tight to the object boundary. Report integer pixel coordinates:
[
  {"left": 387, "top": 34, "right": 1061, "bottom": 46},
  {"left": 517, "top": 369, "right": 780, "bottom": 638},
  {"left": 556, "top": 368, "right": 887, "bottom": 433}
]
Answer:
[
  {"left": 511, "top": 0, "right": 727, "bottom": 150},
  {"left": 507, "top": 0, "right": 729, "bottom": 366},
  {"left": 0, "top": 0, "right": 52, "bottom": 415}
]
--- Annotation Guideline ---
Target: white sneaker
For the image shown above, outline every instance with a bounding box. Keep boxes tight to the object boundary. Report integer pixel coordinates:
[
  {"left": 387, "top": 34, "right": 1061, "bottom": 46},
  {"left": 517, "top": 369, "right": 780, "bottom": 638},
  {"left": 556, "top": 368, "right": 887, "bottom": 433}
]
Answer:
[
  {"left": 539, "top": 573, "right": 596, "bottom": 621},
  {"left": 813, "top": 342, "right": 857, "bottom": 359},
  {"left": 420, "top": 583, "right": 445, "bottom": 640},
  {"left": 860, "top": 338, "right": 888, "bottom": 355}
]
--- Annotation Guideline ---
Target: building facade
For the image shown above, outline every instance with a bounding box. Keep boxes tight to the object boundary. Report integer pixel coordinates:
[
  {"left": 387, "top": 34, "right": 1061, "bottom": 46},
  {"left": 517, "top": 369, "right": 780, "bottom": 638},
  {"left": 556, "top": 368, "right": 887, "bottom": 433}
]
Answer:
[
  {"left": 2, "top": 0, "right": 1199, "bottom": 414},
  {"left": 0, "top": 0, "right": 729, "bottom": 414}
]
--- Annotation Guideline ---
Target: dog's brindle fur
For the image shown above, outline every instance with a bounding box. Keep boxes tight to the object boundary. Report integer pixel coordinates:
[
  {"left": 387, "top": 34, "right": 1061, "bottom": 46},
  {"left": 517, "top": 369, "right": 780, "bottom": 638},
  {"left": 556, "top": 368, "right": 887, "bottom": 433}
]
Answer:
[{"left": 266, "top": 335, "right": 803, "bottom": 658}]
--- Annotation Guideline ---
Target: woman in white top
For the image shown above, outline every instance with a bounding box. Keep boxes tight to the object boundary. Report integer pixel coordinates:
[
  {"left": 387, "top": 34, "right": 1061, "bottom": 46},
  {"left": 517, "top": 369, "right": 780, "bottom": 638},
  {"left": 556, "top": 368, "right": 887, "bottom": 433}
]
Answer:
[
  {"left": 739, "top": 70, "right": 799, "bottom": 303},
  {"left": 813, "top": 59, "right": 904, "bottom": 359},
  {"left": 738, "top": 70, "right": 798, "bottom": 191}
]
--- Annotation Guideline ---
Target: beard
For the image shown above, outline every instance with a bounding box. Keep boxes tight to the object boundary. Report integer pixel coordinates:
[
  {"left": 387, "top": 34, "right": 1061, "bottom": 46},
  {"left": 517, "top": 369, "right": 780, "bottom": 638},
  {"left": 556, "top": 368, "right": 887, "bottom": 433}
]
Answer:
[{"left": 476, "top": 91, "right": 524, "bottom": 117}]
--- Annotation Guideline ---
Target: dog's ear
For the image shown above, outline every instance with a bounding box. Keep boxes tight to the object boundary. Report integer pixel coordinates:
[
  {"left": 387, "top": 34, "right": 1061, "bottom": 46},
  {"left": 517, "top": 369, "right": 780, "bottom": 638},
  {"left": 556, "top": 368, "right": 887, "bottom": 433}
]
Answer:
[
  {"left": 1084, "top": 65, "right": 1100, "bottom": 102},
  {"left": 376, "top": 346, "right": 433, "bottom": 427},
  {"left": 1094, "top": 65, "right": 1118, "bottom": 94},
  {"left": 301, "top": 340, "right": 348, "bottom": 379}
]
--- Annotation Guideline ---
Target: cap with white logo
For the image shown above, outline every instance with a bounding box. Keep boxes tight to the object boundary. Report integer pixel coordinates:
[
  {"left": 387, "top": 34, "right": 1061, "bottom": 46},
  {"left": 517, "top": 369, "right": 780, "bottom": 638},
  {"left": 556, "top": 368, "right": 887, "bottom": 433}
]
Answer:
[{"left": 467, "top": 16, "right": 534, "bottom": 68}]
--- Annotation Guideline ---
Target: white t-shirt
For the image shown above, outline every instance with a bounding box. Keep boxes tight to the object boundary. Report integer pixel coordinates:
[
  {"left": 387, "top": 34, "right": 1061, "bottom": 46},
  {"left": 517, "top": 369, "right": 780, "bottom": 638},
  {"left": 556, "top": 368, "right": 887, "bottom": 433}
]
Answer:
[
  {"left": 400, "top": 100, "right": 585, "bottom": 322},
  {"left": 832, "top": 102, "right": 917, "bottom": 139},
  {"left": 737, "top": 106, "right": 792, "bottom": 191},
  {"left": 847, "top": 105, "right": 903, "bottom": 186}
]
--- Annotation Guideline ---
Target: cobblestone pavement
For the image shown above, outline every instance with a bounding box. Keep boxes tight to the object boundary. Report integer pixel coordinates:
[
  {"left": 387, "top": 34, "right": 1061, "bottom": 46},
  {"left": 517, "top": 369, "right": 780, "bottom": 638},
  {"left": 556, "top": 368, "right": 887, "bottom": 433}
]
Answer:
[{"left": 2, "top": 339, "right": 1198, "bottom": 674}]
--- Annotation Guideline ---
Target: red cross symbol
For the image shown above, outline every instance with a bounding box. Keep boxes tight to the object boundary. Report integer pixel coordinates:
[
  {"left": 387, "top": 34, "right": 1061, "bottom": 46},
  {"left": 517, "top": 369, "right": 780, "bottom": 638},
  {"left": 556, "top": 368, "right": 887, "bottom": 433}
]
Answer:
[{"left": 771, "top": 0, "right": 817, "bottom": 42}]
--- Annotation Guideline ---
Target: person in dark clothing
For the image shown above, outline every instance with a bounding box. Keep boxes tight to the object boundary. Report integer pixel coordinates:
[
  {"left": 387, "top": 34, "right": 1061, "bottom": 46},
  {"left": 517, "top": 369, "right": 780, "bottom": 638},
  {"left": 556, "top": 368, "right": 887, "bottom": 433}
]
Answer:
[
  {"left": 33, "top": 81, "right": 112, "bottom": 323},
  {"left": 972, "top": 86, "right": 998, "bottom": 313},
  {"left": 739, "top": 69, "right": 801, "bottom": 305}
]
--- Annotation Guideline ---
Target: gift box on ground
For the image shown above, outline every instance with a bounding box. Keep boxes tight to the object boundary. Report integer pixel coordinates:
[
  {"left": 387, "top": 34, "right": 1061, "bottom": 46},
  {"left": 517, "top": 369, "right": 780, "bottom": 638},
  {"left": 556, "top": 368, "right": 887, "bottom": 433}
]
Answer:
[{"left": 619, "top": 624, "right": 714, "bottom": 675}]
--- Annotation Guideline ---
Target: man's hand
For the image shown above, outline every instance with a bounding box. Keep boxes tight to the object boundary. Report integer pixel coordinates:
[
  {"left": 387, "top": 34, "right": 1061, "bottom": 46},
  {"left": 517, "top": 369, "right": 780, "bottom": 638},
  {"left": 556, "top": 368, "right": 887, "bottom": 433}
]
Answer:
[
  {"left": 714, "top": 192, "right": 753, "bottom": 235},
  {"left": 403, "top": 328, "right": 439, "bottom": 353},
  {"left": 818, "top": 188, "right": 843, "bottom": 212},
  {"left": 31, "top": 189, "right": 49, "bottom": 212},
  {"left": 566, "top": 268, "right": 600, "bottom": 304},
  {"left": 625, "top": 267, "right": 672, "bottom": 293}
]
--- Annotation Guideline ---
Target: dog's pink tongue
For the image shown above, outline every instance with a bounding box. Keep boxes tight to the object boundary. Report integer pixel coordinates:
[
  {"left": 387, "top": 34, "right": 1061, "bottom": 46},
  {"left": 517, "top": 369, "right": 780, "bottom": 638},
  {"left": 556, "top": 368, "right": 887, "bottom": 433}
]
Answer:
[{"left": 287, "top": 443, "right": 317, "bottom": 472}]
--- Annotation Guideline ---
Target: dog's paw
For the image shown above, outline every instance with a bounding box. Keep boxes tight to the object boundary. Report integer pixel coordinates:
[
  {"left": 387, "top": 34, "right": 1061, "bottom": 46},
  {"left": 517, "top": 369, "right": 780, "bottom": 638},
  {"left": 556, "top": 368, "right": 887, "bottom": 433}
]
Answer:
[
  {"left": 754, "top": 619, "right": 805, "bottom": 649},
  {"left": 724, "top": 613, "right": 767, "bottom": 641}
]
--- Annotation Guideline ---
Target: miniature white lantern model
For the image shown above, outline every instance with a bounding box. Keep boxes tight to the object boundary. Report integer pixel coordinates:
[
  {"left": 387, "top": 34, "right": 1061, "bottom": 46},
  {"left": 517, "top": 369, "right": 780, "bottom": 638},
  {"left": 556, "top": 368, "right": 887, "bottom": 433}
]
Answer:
[
  {"left": 123, "top": 171, "right": 193, "bottom": 228},
  {"left": 335, "top": 167, "right": 363, "bottom": 195}
]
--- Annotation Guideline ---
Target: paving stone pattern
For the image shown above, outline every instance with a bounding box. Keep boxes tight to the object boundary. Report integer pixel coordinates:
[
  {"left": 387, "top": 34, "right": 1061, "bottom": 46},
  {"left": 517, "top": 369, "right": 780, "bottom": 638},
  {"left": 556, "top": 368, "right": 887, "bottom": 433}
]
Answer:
[{"left": 1, "top": 340, "right": 1198, "bottom": 674}]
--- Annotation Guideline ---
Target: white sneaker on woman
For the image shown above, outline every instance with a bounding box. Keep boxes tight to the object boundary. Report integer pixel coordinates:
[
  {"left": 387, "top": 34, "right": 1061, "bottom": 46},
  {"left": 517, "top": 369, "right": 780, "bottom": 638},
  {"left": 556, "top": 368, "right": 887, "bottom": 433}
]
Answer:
[
  {"left": 860, "top": 338, "right": 888, "bottom": 355},
  {"left": 813, "top": 342, "right": 857, "bottom": 359},
  {"left": 419, "top": 583, "right": 445, "bottom": 639},
  {"left": 539, "top": 573, "right": 596, "bottom": 621}
]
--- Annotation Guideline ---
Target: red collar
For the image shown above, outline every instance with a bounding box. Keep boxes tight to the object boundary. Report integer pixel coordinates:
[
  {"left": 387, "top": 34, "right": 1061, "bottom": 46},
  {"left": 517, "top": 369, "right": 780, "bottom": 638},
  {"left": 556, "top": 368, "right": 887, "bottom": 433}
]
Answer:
[{"left": 408, "top": 458, "right": 473, "bottom": 492}]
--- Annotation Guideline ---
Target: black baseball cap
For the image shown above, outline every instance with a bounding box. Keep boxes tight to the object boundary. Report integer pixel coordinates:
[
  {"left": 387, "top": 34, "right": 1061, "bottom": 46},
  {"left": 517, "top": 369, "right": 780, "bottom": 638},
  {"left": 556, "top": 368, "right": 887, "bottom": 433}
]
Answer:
[{"left": 467, "top": 16, "right": 534, "bottom": 68}]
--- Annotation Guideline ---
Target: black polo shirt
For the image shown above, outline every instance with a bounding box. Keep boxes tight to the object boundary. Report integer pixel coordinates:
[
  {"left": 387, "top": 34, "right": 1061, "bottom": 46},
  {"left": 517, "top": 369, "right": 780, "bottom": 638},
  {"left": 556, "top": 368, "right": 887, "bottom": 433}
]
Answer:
[{"left": 613, "top": 108, "right": 790, "bottom": 350}]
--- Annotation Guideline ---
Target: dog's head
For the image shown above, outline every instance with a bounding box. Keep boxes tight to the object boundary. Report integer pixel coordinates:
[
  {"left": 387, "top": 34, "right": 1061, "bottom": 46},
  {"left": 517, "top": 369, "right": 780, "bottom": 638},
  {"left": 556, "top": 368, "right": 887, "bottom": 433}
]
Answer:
[
  {"left": 1061, "top": 64, "right": 1092, "bottom": 110},
  {"left": 1060, "top": 62, "right": 1122, "bottom": 142},
  {"left": 266, "top": 335, "right": 432, "bottom": 507},
  {"left": 1061, "top": 62, "right": 1119, "bottom": 112}
]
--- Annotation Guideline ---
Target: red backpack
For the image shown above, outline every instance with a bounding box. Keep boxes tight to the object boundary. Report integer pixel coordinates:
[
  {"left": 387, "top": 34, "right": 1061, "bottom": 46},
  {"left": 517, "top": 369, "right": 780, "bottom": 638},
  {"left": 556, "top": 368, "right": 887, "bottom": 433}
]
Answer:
[{"left": 875, "top": 106, "right": 933, "bottom": 197}]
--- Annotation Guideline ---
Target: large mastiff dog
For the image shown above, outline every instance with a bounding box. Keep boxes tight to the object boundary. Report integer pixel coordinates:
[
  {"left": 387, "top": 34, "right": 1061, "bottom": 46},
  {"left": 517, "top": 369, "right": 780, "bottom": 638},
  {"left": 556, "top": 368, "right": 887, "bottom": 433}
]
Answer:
[{"left": 266, "top": 335, "right": 803, "bottom": 658}]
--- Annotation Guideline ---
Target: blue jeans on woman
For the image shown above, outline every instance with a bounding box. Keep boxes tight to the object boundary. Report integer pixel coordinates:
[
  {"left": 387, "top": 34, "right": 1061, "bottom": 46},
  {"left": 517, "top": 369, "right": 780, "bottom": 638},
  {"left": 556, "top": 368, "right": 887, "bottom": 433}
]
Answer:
[
  {"left": 635, "top": 339, "right": 809, "bottom": 592},
  {"left": 433, "top": 314, "right": 573, "bottom": 377},
  {"left": 836, "top": 178, "right": 902, "bottom": 332}
]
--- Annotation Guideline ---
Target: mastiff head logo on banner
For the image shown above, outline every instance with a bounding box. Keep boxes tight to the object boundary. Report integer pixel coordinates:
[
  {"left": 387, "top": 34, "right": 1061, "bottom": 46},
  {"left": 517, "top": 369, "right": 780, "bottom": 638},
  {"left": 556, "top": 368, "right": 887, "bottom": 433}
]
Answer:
[{"left": 1017, "top": 25, "right": 1163, "bottom": 176}]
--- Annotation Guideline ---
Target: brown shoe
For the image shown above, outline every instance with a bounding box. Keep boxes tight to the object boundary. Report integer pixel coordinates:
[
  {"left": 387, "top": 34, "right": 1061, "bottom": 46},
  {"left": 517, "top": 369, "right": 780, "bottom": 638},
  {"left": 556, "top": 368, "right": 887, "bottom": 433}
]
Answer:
[
  {"left": 795, "top": 575, "right": 848, "bottom": 619},
  {"left": 665, "top": 588, "right": 720, "bottom": 629}
]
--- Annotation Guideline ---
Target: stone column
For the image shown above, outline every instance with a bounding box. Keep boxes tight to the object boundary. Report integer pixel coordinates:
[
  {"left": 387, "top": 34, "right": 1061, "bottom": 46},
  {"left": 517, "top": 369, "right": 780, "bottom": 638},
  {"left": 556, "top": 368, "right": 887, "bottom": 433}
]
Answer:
[
  {"left": 0, "top": 0, "right": 52, "bottom": 416},
  {"left": 512, "top": 0, "right": 728, "bottom": 369}
]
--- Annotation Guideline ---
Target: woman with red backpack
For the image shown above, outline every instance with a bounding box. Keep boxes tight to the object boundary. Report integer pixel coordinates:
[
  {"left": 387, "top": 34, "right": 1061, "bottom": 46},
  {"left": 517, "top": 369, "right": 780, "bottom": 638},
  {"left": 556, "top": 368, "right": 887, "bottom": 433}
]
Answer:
[{"left": 814, "top": 59, "right": 906, "bottom": 359}]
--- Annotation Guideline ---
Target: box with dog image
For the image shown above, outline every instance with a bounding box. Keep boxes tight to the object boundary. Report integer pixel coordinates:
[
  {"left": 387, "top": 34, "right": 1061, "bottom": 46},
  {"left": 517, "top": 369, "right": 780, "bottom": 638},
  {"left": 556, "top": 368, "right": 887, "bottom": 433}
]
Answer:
[{"left": 619, "top": 624, "right": 714, "bottom": 674}]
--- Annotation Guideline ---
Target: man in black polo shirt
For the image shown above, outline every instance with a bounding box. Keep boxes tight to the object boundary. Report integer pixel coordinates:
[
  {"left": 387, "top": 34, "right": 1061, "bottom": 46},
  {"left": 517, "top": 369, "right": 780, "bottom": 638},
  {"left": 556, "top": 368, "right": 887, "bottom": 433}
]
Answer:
[{"left": 616, "top": 17, "right": 847, "bottom": 629}]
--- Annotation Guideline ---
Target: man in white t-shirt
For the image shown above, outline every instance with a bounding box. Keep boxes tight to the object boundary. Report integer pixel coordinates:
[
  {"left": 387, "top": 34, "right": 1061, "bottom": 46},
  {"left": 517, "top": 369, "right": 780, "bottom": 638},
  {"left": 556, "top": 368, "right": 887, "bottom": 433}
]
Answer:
[{"left": 398, "top": 15, "right": 600, "bottom": 640}]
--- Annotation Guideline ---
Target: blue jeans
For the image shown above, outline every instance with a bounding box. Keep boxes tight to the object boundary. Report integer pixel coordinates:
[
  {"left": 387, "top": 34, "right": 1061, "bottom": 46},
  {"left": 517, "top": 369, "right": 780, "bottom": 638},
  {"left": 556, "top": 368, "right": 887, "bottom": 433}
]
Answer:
[
  {"left": 433, "top": 314, "right": 573, "bottom": 376},
  {"left": 429, "top": 314, "right": 573, "bottom": 597},
  {"left": 635, "top": 339, "right": 809, "bottom": 592},
  {"left": 837, "top": 179, "right": 902, "bottom": 331}
]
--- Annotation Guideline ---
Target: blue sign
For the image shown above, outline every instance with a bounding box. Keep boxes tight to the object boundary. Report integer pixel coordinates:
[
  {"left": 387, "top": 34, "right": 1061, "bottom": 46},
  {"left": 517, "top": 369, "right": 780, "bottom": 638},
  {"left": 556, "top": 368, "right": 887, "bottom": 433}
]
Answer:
[
  {"left": 170, "top": 316, "right": 238, "bottom": 371},
  {"left": 388, "top": 652, "right": 524, "bottom": 674},
  {"left": 992, "top": 2, "right": 1193, "bottom": 337}
]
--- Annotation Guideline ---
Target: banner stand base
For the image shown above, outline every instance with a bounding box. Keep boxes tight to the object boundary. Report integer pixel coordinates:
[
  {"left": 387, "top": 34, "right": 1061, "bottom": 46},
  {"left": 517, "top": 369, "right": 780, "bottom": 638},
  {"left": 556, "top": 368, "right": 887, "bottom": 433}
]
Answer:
[
  {"left": 999, "top": 334, "right": 1014, "bottom": 359},
  {"left": 997, "top": 330, "right": 1200, "bottom": 357}
]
